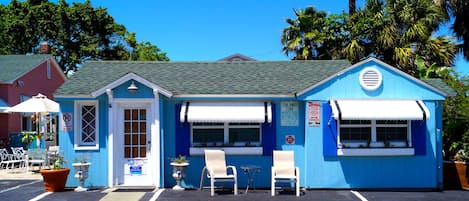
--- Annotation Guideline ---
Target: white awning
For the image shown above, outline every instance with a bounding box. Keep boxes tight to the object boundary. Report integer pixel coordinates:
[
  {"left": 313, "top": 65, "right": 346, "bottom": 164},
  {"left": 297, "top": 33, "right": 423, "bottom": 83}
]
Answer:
[
  {"left": 330, "top": 99, "right": 429, "bottom": 120},
  {"left": 180, "top": 102, "right": 272, "bottom": 123}
]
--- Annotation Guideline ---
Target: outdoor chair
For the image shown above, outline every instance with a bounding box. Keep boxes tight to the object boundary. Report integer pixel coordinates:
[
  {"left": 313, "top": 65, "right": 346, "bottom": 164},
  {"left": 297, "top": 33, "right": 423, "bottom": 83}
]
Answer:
[
  {"left": 47, "top": 146, "right": 60, "bottom": 165},
  {"left": 200, "top": 150, "right": 238, "bottom": 196},
  {"left": 27, "top": 149, "right": 47, "bottom": 171},
  {"left": 271, "top": 150, "right": 300, "bottom": 197},
  {"left": 0, "top": 147, "right": 27, "bottom": 172},
  {"left": 0, "top": 148, "right": 13, "bottom": 169}
]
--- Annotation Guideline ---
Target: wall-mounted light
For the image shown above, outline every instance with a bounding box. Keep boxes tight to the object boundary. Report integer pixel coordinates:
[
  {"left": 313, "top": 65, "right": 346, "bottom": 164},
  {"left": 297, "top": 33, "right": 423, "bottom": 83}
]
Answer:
[{"left": 127, "top": 81, "right": 138, "bottom": 93}]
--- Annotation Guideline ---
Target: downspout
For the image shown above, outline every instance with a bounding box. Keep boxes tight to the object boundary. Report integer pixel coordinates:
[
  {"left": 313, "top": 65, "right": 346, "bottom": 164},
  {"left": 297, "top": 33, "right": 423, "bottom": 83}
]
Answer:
[{"left": 106, "top": 89, "right": 114, "bottom": 187}]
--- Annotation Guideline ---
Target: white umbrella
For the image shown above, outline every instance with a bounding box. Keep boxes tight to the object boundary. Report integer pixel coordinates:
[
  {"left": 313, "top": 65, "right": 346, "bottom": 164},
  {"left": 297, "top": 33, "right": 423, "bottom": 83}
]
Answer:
[
  {"left": 6, "top": 93, "right": 59, "bottom": 113},
  {"left": 6, "top": 93, "right": 59, "bottom": 148}
]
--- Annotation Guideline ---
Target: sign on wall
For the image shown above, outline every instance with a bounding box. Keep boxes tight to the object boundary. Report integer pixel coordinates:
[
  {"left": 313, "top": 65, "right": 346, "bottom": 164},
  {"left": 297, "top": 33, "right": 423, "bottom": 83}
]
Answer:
[
  {"left": 308, "top": 101, "right": 321, "bottom": 127},
  {"left": 60, "top": 112, "right": 73, "bottom": 131},
  {"left": 285, "top": 135, "right": 295, "bottom": 145},
  {"left": 281, "top": 101, "right": 299, "bottom": 126}
]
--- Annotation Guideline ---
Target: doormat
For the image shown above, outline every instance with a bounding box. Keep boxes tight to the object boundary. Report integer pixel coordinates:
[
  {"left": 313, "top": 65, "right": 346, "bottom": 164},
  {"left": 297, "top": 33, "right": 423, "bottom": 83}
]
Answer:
[{"left": 113, "top": 188, "right": 155, "bottom": 192}]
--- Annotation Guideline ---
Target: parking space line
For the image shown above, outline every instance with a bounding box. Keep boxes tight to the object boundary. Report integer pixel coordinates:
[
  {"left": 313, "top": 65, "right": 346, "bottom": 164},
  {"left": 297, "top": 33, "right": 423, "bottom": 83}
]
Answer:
[
  {"left": 0, "top": 180, "right": 41, "bottom": 194},
  {"left": 29, "top": 192, "right": 52, "bottom": 201},
  {"left": 351, "top": 190, "right": 368, "bottom": 201},
  {"left": 149, "top": 189, "right": 165, "bottom": 201}
]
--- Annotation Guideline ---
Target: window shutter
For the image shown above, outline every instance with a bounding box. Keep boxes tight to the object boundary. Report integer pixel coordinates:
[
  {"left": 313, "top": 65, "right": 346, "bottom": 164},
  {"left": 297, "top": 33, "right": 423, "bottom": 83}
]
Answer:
[
  {"left": 323, "top": 102, "right": 338, "bottom": 156},
  {"left": 411, "top": 120, "right": 426, "bottom": 155},
  {"left": 175, "top": 104, "right": 190, "bottom": 156},
  {"left": 262, "top": 103, "right": 276, "bottom": 155}
]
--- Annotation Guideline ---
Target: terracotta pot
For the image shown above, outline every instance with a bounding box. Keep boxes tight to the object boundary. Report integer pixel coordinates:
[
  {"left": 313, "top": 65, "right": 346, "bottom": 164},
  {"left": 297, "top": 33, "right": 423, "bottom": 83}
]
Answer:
[
  {"left": 443, "top": 161, "right": 469, "bottom": 190},
  {"left": 39, "top": 168, "right": 70, "bottom": 192}
]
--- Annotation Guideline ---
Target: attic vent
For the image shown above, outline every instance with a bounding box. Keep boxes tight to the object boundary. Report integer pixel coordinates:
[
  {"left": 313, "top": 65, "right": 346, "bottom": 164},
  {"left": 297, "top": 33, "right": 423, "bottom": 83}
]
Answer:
[{"left": 359, "top": 67, "right": 382, "bottom": 91}]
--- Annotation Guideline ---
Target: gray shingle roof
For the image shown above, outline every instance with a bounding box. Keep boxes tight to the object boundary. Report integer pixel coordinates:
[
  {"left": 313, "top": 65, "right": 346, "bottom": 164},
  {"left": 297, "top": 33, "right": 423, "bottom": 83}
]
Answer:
[
  {"left": 0, "top": 54, "right": 51, "bottom": 83},
  {"left": 55, "top": 60, "right": 352, "bottom": 97},
  {"left": 422, "top": 78, "right": 457, "bottom": 96}
]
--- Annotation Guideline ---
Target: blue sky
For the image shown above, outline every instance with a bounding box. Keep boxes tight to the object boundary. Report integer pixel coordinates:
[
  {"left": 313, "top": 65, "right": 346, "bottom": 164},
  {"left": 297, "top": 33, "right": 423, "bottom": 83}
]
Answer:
[{"left": 2, "top": 0, "right": 468, "bottom": 74}]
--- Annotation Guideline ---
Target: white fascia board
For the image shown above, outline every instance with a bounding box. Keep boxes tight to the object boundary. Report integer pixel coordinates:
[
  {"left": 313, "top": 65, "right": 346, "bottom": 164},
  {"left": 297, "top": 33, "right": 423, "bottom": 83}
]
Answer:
[{"left": 91, "top": 72, "right": 173, "bottom": 98}]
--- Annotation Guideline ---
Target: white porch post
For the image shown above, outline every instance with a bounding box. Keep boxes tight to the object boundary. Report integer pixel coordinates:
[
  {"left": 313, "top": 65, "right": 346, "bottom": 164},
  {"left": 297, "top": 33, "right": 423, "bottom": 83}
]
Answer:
[
  {"left": 152, "top": 89, "right": 161, "bottom": 188},
  {"left": 106, "top": 89, "right": 115, "bottom": 187}
]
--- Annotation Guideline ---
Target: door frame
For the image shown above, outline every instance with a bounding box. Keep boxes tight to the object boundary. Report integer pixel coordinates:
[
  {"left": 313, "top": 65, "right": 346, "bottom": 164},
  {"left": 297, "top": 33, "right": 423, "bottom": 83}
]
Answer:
[{"left": 107, "top": 96, "right": 161, "bottom": 187}]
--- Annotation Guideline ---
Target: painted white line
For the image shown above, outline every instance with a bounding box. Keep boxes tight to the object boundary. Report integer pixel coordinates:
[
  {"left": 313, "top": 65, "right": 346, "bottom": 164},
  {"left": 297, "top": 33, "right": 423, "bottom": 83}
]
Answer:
[
  {"left": 351, "top": 190, "right": 368, "bottom": 201},
  {"left": 29, "top": 192, "right": 52, "bottom": 201},
  {"left": 149, "top": 189, "right": 165, "bottom": 201},
  {"left": 0, "top": 180, "right": 41, "bottom": 194}
]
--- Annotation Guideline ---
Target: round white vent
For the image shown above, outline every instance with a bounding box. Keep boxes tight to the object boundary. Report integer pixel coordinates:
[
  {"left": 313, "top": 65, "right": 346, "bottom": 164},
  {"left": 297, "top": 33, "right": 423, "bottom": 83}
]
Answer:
[{"left": 359, "top": 67, "right": 382, "bottom": 90}]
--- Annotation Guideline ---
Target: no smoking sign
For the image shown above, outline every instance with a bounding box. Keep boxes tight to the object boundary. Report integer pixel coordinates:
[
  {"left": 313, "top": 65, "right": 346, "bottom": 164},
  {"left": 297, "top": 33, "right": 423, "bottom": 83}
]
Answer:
[{"left": 285, "top": 135, "right": 295, "bottom": 145}]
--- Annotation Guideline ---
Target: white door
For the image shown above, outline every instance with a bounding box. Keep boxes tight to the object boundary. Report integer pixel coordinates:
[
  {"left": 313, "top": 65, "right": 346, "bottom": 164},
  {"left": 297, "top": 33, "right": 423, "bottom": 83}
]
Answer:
[{"left": 119, "top": 105, "right": 152, "bottom": 186}]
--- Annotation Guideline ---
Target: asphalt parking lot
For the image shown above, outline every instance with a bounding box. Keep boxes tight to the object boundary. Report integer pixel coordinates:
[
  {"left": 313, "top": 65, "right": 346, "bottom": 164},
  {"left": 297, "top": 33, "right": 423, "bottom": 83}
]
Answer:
[{"left": 2, "top": 179, "right": 469, "bottom": 201}]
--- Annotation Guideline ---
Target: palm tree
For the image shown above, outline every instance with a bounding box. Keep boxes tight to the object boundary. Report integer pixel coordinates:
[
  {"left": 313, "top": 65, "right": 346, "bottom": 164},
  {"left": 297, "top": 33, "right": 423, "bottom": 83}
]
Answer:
[
  {"left": 281, "top": 6, "right": 346, "bottom": 60},
  {"left": 447, "top": 0, "right": 469, "bottom": 60},
  {"left": 342, "top": 0, "right": 456, "bottom": 76},
  {"left": 281, "top": 6, "right": 328, "bottom": 60},
  {"left": 349, "top": 0, "right": 356, "bottom": 14}
]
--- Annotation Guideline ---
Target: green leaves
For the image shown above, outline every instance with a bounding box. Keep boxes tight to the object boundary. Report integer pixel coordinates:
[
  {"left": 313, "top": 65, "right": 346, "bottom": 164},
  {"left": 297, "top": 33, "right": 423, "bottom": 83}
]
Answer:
[{"left": 0, "top": 0, "right": 169, "bottom": 74}]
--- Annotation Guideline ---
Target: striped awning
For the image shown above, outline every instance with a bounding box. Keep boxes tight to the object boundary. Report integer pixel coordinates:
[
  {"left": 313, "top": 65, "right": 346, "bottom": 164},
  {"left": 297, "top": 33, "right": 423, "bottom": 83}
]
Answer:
[
  {"left": 180, "top": 102, "right": 272, "bottom": 123},
  {"left": 330, "top": 99, "right": 429, "bottom": 120}
]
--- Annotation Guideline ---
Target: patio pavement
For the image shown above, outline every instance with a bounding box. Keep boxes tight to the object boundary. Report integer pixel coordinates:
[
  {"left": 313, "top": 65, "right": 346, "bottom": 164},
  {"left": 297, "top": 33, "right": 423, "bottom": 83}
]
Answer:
[{"left": 2, "top": 169, "right": 469, "bottom": 201}]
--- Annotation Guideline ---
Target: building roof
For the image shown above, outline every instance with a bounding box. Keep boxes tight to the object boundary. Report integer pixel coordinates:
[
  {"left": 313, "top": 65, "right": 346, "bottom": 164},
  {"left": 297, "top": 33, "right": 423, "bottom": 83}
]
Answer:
[
  {"left": 217, "top": 53, "right": 256, "bottom": 61},
  {"left": 0, "top": 54, "right": 52, "bottom": 83},
  {"left": 422, "top": 78, "right": 457, "bottom": 96},
  {"left": 55, "top": 60, "right": 352, "bottom": 97}
]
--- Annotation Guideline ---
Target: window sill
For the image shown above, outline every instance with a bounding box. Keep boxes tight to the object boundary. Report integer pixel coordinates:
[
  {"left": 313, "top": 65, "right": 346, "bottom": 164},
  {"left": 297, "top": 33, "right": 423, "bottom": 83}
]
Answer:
[
  {"left": 74, "top": 144, "right": 99, "bottom": 151},
  {"left": 337, "top": 148, "right": 414, "bottom": 156},
  {"left": 190, "top": 147, "right": 262, "bottom": 156}
]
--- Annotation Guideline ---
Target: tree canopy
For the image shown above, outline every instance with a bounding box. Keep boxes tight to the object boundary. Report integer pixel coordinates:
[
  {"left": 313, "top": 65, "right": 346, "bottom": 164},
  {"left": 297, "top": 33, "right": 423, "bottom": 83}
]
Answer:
[
  {"left": 282, "top": 0, "right": 458, "bottom": 77},
  {"left": 0, "top": 0, "right": 169, "bottom": 74}
]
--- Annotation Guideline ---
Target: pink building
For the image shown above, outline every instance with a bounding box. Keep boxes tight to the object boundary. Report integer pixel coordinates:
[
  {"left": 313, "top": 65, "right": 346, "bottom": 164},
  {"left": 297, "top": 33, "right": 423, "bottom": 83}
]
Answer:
[{"left": 0, "top": 50, "right": 65, "bottom": 148}]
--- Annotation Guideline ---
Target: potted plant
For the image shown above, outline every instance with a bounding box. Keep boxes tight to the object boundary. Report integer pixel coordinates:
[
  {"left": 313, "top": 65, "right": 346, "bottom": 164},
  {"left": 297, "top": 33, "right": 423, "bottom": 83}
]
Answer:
[
  {"left": 39, "top": 154, "right": 70, "bottom": 192},
  {"left": 170, "top": 155, "right": 190, "bottom": 190},
  {"left": 21, "top": 131, "right": 39, "bottom": 149},
  {"left": 443, "top": 148, "right": 469, "bottom": 190},
  {"left": 72, "top": 153, "right": 92, "bottom": 192}
]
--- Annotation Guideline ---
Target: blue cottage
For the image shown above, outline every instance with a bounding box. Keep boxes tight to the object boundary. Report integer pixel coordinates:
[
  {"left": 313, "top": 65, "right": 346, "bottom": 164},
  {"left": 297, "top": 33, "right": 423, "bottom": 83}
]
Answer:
[{"left": 54, "top": 58, "right": 453, "bottom": 189}]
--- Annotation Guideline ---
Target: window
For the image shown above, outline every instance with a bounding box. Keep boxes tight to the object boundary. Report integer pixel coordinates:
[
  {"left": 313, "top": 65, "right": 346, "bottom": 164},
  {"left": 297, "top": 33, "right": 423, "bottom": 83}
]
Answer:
[
  {"left": 190, "top": 122, "right": 262, "bottom": 155},
  {"left": 75, "top": 101, "right": 99, "bottom": 150},
  {"left": 191, "top": 122, "right": 261, "bottom": 147},
  {"left": 338, "top": 120, "right": 410, "bottom": 148}
]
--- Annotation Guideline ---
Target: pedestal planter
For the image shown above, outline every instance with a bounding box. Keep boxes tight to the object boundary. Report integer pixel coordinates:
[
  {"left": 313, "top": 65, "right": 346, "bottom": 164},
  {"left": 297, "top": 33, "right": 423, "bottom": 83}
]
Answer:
[
  {"left": 72, "top": 162, "right": 91, "bottom": 192},
  {"left": 443, "top": 161, "right": 469, "bottom": 190},
  {"left": 170, "top": 162, "right": 189, "bottom": 190},
  {"left": 39, "top": 168, "right": 70, "bottom": 192}
]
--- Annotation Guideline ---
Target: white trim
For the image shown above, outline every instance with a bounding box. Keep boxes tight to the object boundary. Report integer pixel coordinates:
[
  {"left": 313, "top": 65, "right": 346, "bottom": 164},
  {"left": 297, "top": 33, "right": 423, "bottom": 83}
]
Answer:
[
  {"left": 337, "top": 148, "right": 415, "bottom": 156},
  {"left": 91, "top": 73, "right": 172, "bottom": 98},
  {"left": 152, "top": 89, "right": 161, "bottom": 188},
  {"left": 74, "top": 100, "right": 99, "bottom": 150},
  {"left": 190, "top": 147, "right": 263, "bottom": 155},
  {"left": 106, "top": 89, "right": 114, "bottom": 187}
]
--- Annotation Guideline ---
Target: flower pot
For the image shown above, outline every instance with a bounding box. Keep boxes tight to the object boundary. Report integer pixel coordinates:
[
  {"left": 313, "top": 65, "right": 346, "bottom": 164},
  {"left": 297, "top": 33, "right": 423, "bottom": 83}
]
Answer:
[
  {"left": 170, "top": 162, "right": 189, "bottom": 190},
  {"left": 443, "top": 161, "right": 469, "bottom": 190},
  {"left": 40, "top": 168, "right": 70, "bottom": 192}
]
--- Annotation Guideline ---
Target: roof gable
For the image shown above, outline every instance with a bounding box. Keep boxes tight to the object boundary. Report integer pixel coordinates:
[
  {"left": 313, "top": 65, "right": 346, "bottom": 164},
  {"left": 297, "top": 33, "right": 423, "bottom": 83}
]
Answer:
[
  {"left": 91, "top": 72, "right": 172, "bottom": 98},
  {"left": 0, "top": 54, "right": 59, "bottom": 83},
  {"left": 297, "top": 58, "right": 450, "bottom": 100}
]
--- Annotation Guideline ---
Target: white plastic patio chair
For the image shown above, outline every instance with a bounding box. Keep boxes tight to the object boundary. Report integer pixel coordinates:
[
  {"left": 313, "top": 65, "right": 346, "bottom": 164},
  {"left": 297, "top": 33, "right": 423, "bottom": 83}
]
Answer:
[
  {"left": 0, "top": 148, "right": 13, "bottom": 169},
  {"left": 271, "top": 150, "right": 300, "bottom": 197},
  {"left": 27, "top": 149, "right": 47, "bottom": 171},
  {"left": 201, "top": 150, "right": 238, "bottom": 196}
]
